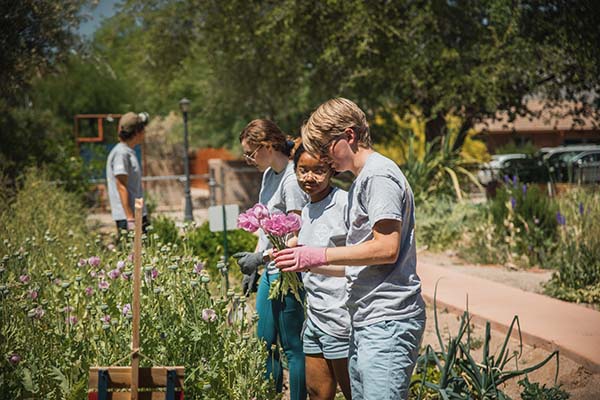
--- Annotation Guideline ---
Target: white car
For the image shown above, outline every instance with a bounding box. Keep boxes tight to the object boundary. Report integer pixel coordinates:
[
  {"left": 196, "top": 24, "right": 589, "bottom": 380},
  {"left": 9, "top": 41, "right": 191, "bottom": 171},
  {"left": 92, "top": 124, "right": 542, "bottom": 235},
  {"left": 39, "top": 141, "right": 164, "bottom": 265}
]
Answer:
[{"left": 477, "top": 153, "right": 528, "bottom": 185}]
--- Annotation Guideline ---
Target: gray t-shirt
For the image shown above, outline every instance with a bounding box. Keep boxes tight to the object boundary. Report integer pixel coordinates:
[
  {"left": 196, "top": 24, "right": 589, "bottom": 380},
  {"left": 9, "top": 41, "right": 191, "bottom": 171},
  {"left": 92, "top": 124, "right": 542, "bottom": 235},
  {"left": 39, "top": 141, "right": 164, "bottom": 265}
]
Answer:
[
  {"left": 298, "top": 187, "right": 350, "bottom": 339},
  {"left": 345, "top": 152, "right": 425, "bottom": 327},
  {"left": 258, "top": 161, "right": 309, "bottom": 274},
  {"left": 106, "top": 143, "right": 147, "bottom": 221}
]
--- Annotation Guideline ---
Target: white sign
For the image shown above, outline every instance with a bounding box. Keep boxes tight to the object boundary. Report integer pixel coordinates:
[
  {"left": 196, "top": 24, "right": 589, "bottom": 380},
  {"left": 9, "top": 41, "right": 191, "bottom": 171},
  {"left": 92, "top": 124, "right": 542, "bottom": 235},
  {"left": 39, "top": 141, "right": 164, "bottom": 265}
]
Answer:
[{"left": 208, "top": 204, "right": 240, "bottom": 232}]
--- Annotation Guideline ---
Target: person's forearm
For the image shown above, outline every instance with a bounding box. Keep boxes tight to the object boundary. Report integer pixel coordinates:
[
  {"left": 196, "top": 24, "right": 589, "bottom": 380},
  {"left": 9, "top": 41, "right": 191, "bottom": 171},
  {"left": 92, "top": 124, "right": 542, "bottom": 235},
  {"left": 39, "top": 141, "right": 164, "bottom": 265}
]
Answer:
[
  {"left": 326, "top": 240, "right": 399, "bottom": 267},
  {"left": 310, "top": 265, "right": 346, "bottom": 277},
  {"left": 116, "top": 184, "right": 133, "bottom": 219}
]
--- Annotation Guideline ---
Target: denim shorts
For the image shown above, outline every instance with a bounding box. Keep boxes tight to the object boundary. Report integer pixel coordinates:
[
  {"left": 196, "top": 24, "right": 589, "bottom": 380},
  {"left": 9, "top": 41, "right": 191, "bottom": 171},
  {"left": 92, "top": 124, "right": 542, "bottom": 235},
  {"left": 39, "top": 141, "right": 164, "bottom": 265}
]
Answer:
[
  {"left": 303, "top": 318, "right": 350, "bottom": 360},
  {"left": 348, "top": 313, "right": 426, "bottom": 400}
]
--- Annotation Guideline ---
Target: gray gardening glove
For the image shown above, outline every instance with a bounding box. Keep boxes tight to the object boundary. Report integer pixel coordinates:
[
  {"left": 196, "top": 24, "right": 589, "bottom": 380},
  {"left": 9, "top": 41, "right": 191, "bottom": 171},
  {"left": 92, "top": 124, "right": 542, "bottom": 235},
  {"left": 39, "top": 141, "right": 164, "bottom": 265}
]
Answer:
[
  {"left": 242, "top": 269, "right": 260, "bottom": 296},
  {"left": 232, "top": 251, "right": 264, "bottom": 275}
]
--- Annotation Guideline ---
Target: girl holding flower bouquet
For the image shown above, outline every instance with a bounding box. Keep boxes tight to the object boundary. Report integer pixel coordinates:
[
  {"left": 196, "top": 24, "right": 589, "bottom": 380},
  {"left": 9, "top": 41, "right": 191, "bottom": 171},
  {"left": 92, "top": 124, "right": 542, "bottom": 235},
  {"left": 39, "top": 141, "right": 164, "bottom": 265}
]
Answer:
[
  {"left": 233, "top": 119, "right": 309, "bottom": 400},
  {"left": 293, "top": 144, "right": 352, "bottom": 400}
]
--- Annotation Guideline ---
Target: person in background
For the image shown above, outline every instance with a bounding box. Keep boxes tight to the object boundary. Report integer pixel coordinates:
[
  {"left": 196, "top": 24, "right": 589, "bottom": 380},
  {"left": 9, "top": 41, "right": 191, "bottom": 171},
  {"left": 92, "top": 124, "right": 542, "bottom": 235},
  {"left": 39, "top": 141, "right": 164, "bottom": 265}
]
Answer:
[
  {"left": 106, "top": 112, "right": 149, "bottom": 240},
  {"left": 293, "top": 144, "right": 351, "bottom": 400},
  {"left": 232, "top": 119, "right": 309, "bottom": 400},
  {"left": 275, "top": 98, "right": 426, "bottom": 400}
]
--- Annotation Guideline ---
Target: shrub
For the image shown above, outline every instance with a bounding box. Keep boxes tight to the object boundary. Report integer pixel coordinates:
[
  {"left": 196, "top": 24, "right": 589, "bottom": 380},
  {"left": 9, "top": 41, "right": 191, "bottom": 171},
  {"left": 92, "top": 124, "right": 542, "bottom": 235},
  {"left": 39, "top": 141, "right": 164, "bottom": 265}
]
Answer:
[{"left": 544, "top": 188, "right": 600, "bottom": 305}]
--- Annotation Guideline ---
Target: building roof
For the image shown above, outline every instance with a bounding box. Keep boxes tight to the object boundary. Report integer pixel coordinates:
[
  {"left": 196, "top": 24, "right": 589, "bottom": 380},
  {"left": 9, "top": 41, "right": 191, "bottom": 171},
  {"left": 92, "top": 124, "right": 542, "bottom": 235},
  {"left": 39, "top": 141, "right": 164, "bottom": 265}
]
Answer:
[{"left": 475, "top": 100, "right": 599, "bottom": 134}]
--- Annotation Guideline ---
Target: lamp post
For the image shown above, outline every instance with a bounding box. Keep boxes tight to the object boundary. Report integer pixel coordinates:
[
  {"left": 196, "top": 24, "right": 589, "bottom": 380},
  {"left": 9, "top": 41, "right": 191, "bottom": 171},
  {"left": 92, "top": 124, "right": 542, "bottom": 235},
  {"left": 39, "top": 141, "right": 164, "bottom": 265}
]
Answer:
[{"left": 179, "top": 98, "right": 193, "bottom": 222}]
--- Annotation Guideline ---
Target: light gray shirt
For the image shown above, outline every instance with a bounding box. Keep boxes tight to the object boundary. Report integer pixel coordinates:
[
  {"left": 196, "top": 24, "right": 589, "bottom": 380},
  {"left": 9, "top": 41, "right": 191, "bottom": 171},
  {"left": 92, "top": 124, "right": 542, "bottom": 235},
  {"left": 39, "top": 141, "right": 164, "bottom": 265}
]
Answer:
[
  {"left": 106, "top": 143, "right": 147, "bottom": 221},
  {"left": 345, "top": 152, "right": 425, "bottom": 327},
  {"left": 258, "top": 161, "right": 309, "bottom": 274},
  {"left": 298, "top": 187, "right": 350, "bottom": 339}
]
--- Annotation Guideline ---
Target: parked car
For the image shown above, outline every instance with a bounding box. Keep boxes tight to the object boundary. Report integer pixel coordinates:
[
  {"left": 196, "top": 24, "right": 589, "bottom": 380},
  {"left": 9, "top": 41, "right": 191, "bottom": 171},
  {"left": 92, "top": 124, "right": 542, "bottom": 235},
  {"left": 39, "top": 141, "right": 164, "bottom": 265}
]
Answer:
[
  {"left": 566, "top": 150, "right": 600, "bottom": 183},
  {"left": 477, "top": 153, "right": 528, "bottom": 185},
  {"left": 542, "top": 145, "right": 600, "bottom": 182}
]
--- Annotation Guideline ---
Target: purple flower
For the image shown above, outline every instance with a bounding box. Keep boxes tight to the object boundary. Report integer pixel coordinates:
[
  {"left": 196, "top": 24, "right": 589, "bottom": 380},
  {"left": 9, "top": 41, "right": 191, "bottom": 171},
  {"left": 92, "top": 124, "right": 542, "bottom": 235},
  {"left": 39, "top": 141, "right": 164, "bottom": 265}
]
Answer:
[
  {"left": 556, "top": 211, "right": 566, "bottom": 226},
  {"left": 19, "top": 275, "right": 30, "bottom": 284},
  {"left": 101, "top": 315, "right": 111, "bottom": 324},
  {"left": 262, "top": 212, "right": 289, "bottom": 236},
  {"left": 8, "top": 353, "right": 21, "bottom": 365},
  {"left": 88, "top": 256, "right": 101, "bottom": 268},
  {"left": 237, "top": 212, "right": 260, "bottom": 233},
  {"left": 122, "top": 303, "right": 131, "bottom": 316},
  {"left": 28, "top": 290, "right": 38, "bottom": 300},
  {"left": 512, "top": 175, "right": 518, "bottom": 187},
  {"left": 116, "top": 260, "right": 126, "bottom": 270},
  {"left": 85, "top": 286, "right": 94, "bottom": 296},
  {"left": 62, "top": 306, "right": 74, "bottom": 313},
  {"left": 202, "top": 308, "right": 217, "bottom": 322},
  {"left": 522, "top": 184, "right": 527, "bottom": 195},
  {"left": 503, "top": 175, "right": 510, "bottom": 184},
  {"left": 152, "top": 268, "right": 158, "bottom": 280},
  {"left": 510, "top": 197, "right": 517, "bottom": 210},
  {"left": 193, "top": 262, "right": 204, "bottom": 274},
  {"left": 248, "top": 203, "right": 270, "bottom": 221},
  {"left": 66, "top": 316, "right": 78, "bottom": 325},
  {"left": 53, "top": 278, "right": 62, "bottom": 286},
  {"left": 579, "top": 202, "right": 584, "bottom": 216},
  {"left": 89, "top": 270, "right": 97, "bottom": 278},
  {"left": 78, "top": 258, "right": 87, "bottom": 267},
  {"left": 108, "top": 269, "right": 120, "bottom": 280},
  {"left": 98, "top": 280, "right": 110, "bottom": 291}
]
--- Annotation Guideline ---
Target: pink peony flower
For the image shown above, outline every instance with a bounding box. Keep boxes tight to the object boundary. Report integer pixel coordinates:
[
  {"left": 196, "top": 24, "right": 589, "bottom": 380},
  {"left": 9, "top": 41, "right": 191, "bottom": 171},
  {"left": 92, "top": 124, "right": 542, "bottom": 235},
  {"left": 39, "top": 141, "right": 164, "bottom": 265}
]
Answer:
[
  {"left": 248, "top": 203, "right": 269, "bottom": 221},
  {"left": 262, "top": 213, "right": 289, "bottom": 236},
  {"left": 88, "top": 256, "right": 101, "bottom": 268},
  {"left": 19, "top": 275, "right": 30, "bottom": 284},
  {"left": 108, "top": 269, "right": 120, "bottom": 280},
  {"left": 237, "top": 212, "right": 260, "bottom": 232},
  {"left": 202, "top": 308, "right": 217, "bottom": 322},
  {"left": 283, "top": 213, "right": 302, "bottom": 232}
]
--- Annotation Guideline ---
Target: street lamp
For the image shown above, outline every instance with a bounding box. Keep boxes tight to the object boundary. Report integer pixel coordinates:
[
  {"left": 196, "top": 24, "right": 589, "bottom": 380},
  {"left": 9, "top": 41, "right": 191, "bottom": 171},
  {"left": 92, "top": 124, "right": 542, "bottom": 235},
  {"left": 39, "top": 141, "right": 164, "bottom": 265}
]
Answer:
[{"left": 179, "top": 98, "right": 193, "bottom": 222}]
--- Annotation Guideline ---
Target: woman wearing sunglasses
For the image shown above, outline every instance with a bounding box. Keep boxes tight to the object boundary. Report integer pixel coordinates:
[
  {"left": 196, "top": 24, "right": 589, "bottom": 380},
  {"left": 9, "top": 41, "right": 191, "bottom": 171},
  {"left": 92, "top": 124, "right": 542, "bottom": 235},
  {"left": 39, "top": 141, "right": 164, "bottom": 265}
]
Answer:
[{"left": 233, "top": 119, "right": 309, "bottom": 400}]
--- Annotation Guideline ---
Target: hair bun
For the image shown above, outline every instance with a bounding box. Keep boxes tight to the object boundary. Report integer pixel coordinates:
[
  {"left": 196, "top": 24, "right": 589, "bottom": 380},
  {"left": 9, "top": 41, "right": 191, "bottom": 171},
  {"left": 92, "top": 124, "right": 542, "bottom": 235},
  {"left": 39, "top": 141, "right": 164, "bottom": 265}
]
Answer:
[{"left": 286, "top": 139, "right": 295, "bottom": 151}]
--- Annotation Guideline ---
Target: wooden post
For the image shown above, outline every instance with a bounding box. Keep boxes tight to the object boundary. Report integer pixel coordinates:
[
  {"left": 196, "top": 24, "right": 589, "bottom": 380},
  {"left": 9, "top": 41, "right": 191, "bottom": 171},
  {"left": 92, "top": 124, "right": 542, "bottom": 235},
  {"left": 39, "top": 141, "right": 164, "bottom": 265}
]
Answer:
[{"left": 131, "top": 198, "right": 144, "bottom": 399}]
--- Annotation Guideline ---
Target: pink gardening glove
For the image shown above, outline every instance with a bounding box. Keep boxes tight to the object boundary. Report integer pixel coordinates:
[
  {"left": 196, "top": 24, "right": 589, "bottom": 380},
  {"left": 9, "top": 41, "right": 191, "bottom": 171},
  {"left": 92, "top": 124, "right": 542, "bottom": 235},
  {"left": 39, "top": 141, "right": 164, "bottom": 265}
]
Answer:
[{"left": 274, "top": 247, "right": 327, "bottom": 272}]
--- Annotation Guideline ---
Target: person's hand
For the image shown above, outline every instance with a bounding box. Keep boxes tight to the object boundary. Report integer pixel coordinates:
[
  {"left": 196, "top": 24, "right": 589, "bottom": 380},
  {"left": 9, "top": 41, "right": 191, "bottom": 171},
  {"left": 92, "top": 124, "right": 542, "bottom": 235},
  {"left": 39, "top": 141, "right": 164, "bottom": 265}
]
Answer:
[
  {"left": 232, "top": 251, "right": 264, "bottom": 275},
  {"left": 274, "top": 247, "right": 327, "bottom": 272},
  {"left": 242, "top": 270, "right": 260, "bottom": 296},
  {"left": 127, "top": 219, "right": 135, "bottom": 230}
]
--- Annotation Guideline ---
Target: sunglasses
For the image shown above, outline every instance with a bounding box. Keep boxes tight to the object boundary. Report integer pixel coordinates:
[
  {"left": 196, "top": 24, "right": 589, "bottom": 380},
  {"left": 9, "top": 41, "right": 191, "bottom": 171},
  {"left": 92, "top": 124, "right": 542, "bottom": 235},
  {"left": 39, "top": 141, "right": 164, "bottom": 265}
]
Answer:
[{"left": 243, "top": 145, "right": 262, "bottom": 164}]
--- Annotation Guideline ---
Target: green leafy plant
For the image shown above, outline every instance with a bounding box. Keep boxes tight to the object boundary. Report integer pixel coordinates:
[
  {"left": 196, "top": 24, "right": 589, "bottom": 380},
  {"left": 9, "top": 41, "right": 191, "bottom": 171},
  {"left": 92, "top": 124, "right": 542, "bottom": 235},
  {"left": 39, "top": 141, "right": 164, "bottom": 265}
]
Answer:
[
  {"left": 410, "top": 283, "right": 561, "bottom": 399},
  {"left": 518, "top": 377, "right": 570, "bottom": 400}
]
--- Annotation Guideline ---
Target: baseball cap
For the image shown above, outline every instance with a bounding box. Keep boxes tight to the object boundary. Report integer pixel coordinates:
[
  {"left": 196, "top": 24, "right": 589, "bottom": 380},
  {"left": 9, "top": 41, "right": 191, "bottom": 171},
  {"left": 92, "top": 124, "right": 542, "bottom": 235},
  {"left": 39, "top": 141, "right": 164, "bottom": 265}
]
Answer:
[{"left": 119, "top": 112, "right": 149, "bottom": 133}]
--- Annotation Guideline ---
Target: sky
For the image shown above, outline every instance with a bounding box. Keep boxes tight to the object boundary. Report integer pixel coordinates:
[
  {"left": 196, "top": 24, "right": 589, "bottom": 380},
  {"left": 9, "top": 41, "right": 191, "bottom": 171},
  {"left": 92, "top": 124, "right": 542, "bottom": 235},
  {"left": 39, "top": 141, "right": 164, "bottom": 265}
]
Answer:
[{"left": 78, "top": 0, "right": 120, "bottom": 38}]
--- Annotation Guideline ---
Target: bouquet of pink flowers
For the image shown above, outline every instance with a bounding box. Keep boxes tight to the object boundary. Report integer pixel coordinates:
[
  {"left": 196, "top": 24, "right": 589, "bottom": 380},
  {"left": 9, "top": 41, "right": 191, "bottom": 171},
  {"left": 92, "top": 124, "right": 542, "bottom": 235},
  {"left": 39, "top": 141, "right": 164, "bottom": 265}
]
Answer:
[{"left": 237, "top": 203, "right": 303, "bottom": 301}]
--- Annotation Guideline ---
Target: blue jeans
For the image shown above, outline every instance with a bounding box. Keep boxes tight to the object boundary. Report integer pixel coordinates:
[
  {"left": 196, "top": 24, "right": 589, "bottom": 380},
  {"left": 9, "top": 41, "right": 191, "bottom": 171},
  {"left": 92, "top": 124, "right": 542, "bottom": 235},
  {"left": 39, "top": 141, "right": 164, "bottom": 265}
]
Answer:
[
  {"left": 348, "top": 313, "right": 426, "bottom": 400},
  {"left": 256, "top": 272, "right": 307, "bottom": 400}
]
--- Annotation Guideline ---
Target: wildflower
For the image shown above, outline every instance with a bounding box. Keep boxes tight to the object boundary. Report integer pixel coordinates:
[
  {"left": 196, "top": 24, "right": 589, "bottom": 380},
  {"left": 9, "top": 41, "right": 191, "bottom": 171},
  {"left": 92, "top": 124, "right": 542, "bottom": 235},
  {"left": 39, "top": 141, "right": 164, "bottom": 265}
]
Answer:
[
  {"left": 62, "top": 306, "right": 74, "bottom": 313},
  {"left": 510, "top": 197, "right": 517, "bottom": 209},
  {"left": 151, "top": 268, "right": 159, "bottom": 280},
  {"left": 28, "top": 290, "right": 38, "bottom": 300},
  {"left": 579, "top": 202, "right": 585, "bottom": 216},
  {"left": 98, "top": 280, "right": 110, "bottom": 291},
  {"left": 88, "top": 256, "right": 101, "bottom": 268},
  {"left": 193, "top": 262, "right": 204, "bottom": 274},
  {"left": 8, "top": 353, "right": 21, "bottom": 365},
  {"left": 78, "top": 258, "right": 87, "bottom": 267},
  {"left": 100, "top": 315, "right": 111, "bottom": 324},
  {"left": 202, "top": 308, "right": 217, "bottom": 322},
  {"left": 19, "top": 275, "right": 30, "bottom": 284},
  {"left": 522, "top": 184, "right": 527, "bottom": 195},
  {"left": 116, "top": 260, "right": 126, "bottom": 270},
  {"left": 512, "top": 175, "right": 518, "bottom": 187},
  {"left": 503, "top": 175, "right": 510, "bottom": 184},
  {"left": 128, "top": 253, "right": 135, "bottom": 262},
  {"left": 89, "top": 270, "right": 97, "bottom": 278},
  {"left": 85, "top": 286, "right": 94, "bottom": 296},
  {"left": 66, "top": 316, "right": 78, "bottom": 325},
  {"left": 107, "top": 243, "right": 115, "bottom": 251},
  {"left": 108, "top": 269, "right": 120, "bottom": 280},
  {"left": 122, "top": 303, "right": 131, "bottom": 316},
  {"left": 556, "top": 211, "right": 566, "bottom": 226},
  {"left": 33, "top": 306, "right": 44, "bottom": 319}
]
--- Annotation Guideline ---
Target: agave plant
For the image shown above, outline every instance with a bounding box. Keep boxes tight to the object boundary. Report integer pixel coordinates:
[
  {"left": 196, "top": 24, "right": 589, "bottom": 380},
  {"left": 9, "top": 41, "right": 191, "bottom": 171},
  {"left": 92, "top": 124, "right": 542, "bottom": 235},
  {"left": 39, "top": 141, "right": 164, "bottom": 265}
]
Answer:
[{"left": 411, "top": 282, "right": 561, "bottom": 399}]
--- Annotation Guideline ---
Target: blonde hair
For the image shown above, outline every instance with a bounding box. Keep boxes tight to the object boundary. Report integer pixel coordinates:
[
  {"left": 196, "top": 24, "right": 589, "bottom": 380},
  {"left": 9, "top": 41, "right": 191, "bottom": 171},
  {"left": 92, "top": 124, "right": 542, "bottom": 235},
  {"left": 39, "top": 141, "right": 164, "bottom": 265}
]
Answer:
[{"left": 301, "top": 98, "right": 371, "bottom": 157}]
